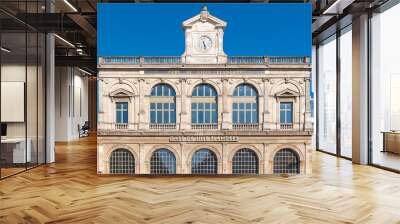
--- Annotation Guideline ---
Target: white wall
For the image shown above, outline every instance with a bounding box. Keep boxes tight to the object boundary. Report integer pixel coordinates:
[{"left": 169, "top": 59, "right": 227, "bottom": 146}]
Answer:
[{"left": 55, "top": 67, "right": 89, "bottom": 141}]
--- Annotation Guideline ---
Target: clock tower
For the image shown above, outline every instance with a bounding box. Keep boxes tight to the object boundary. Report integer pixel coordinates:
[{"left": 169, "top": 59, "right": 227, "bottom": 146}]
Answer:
[{"left": 181, "top": 6, "right": 227, "bottom": 64}]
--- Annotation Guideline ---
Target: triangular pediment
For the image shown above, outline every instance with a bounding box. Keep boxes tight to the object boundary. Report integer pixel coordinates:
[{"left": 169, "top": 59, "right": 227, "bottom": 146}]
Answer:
[
  {"left": 275, "top": 89, "right": 299, "bottom": 97},
  {"left": 109, "top": 88, "right": 133, "bottom": 98},
  {"left": 182, "top": 6, "right": 227, "bottom": 28}
]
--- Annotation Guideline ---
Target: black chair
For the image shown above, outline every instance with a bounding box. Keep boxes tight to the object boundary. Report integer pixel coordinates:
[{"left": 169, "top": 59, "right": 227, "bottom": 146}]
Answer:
[{"left": 79, "top": 121, "right": 90, "bottom": 138}]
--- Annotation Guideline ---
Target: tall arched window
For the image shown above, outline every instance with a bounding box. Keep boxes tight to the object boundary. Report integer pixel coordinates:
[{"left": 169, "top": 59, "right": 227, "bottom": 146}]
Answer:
[
  {"left": 150, "top": 149, "right": 176, "bottom": 174},
  {"left": 191, "top": 84, "right": 218, "bottom": 129},
  {"left": 191, "top": 149, "right": 218, "bottom": 174},
  {"left": 232, "top": 149, "right": 259, "bottom": 174},
  {"left": 150, "top": 84, "right": 176, "bottom": 129},
  {"left": 232, "top": 84, "right": 258, "bottom": 129},
  {"left": 109, "top": 149, "right": 135, "bottom": 174},
  {"left": 273, "top": 148, "right": 300, "bottom": 174}
]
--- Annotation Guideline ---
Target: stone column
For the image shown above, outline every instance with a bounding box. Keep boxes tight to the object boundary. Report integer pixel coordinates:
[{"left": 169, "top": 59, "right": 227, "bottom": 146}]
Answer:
[
  {"left": 352, "top": 14, "right": 369, "bottom": 164},
  {"left": 46, "top": 30, "right": 55, "bottom": 163},
  {"left": 221, "top": 78, "right": 231, "bottom": 129}
]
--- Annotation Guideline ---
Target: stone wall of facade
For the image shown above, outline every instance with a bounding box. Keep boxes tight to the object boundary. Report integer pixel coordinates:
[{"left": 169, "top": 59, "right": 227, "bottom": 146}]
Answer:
[{"left": 97, "top": 65, "right": 313, "bottom": 175}]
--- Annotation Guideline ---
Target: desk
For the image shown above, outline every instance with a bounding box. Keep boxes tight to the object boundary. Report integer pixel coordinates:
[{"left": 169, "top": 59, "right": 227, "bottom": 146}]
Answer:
[
  {"left": 1, "top": 138, "right": 31, "bottom": 163},
  {"left": 382, "top": 131, "right": 400, "bottom": 154}
]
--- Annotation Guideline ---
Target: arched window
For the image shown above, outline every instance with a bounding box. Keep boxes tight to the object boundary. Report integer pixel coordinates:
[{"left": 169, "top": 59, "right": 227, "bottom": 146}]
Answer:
[
  {"left": 150, "top": 149, "right": 176, "bottom": 174},
  {"left": 232, "top": 149, "right": 259, "bottom": 174},
  {"left": 273, "top": 148, "right": 300, "bottom": 174},
  {"left": 109, "top": 149, "right": 135, "bottom": 174},
  {"left": 191, "top": 149, "right": 218, "bottom": 174},
  {"left": 150, "top": 84, "right": 176, "bottom": 128},
  {"left": 232, "top": 84, "right": 258, "bottom": 129},
  {"left": 191, "top": 84, "right": 218, "bottom": 129}
]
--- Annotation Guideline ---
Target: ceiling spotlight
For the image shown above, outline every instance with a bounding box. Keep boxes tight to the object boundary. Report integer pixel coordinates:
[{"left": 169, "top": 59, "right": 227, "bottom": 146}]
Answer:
[{"left": 1, "top": 47, "right": 11, "bottom": 53}]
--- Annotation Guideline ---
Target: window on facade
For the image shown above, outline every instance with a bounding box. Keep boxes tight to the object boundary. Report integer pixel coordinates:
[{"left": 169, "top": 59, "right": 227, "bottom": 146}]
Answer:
[
  {"left": 191, "top": 84, "right": 218, "bottom": 127},
  {"left": 232, "top": 149, "right": 259, "bottom": 174},
  {"left": 232, "top": 84, "right": 258, "bottom": 125},
  {"left": 116, "top": 102, "right": 128, "bottom": 124},
  {"left": 191, "top": 149, "right": 218, "bottom": 174},
  {"left": 109, "top": 149, "right": 135, "bottom": 174},
  {"left": 280, "top": 102, "right": 293, "bottom": 128},
  {"left": 273, "top": 148, "right": 300, "bottom": 174},
  {"left": 150, "top": 84, "right": 176, "bottom": 127},
  {"left": 150, "top": 149, "right": 176, "bottom": 174}
]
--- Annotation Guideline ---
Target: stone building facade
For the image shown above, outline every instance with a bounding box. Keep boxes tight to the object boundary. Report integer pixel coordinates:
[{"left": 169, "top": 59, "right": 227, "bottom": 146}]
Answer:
[{"left": 97, "top": 7, "right": 313, "bottom": 175}]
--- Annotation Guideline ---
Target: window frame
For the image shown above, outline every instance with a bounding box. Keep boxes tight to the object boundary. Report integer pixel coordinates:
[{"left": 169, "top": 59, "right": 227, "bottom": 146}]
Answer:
[{"left": 232, "top": 84, "right": 259, "bottom": 124}]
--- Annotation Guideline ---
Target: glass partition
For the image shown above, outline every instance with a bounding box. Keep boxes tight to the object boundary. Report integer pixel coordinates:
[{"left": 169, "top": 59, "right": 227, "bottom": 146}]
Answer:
[{"left": 0, "top": 1, "right": 46, "bottom": 179}]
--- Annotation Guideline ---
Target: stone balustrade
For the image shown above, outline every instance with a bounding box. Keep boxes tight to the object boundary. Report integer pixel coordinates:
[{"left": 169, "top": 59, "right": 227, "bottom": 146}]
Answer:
[
  {"left": 98, "top": 56, "right": 310, "bottom": 65},
  {"left": 191, "top": 123, "right": 219, "bottom": 130},
  {"left": 232, "top": 123, "right": 260, "bottom": 130},
  {"left": 98, "top": 122, "right": 301, "bottom": 132},
  {"left": 280, "top": 123, "right": 293, "bottom": 130},
  {"left": 150, "top": 123, "right": 177, "bottom": 130}
]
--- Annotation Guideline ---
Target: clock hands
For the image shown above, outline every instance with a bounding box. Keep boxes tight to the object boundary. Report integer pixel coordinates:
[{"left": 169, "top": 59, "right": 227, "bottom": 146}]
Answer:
[{"left": 202, "top": 40, "right": 207, "bottom": 49}]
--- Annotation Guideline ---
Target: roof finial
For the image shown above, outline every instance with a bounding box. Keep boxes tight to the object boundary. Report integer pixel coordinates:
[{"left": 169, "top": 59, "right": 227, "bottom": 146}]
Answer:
[{"left": 202, "top": 5, "right": 208, "bottom": 12}]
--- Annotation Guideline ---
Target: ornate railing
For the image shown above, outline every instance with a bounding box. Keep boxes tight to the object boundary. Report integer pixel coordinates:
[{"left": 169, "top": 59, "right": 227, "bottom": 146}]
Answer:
[
  {"left": 191, "top": 123, "right": 218, "bottom": 130},
  {"left": 232, "top": 123, "right": 259, "bottom": 130},
  {"left": 150, "top": 123, "right": 176, "bottom": 130},
  {"left": 99, "top": 56, "right": 309, "bottom": 65},
  {"left": 280, "top": 123, "right": 293, "bottom": 130}
]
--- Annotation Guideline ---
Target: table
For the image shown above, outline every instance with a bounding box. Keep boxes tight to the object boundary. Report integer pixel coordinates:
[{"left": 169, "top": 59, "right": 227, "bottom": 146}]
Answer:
[
  {"left": 1, "top": 138, "right": 31, "bottom": 163},
  {"left": 382, "top": 131, "right": 400, "bottom": 154}
]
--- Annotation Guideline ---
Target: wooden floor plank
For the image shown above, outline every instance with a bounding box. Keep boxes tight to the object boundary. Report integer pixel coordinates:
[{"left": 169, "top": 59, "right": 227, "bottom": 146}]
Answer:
[{"left": 0, "top": 136, "right": 400, "bottom": 224}]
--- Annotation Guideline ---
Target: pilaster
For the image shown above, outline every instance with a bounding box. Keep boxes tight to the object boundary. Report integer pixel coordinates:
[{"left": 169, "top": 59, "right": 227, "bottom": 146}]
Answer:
[
  {"left": 179, "top": 79, "right": 190, "bottom": 130},
  {"left": 138, "top": 78, "right": 147, "bottom": 129},
  {"left": 221, "top": 78, "right": 231, "bottom": 129}
]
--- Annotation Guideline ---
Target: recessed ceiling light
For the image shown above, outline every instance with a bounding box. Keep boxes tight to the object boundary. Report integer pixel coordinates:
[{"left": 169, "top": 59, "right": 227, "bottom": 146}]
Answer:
[
  {"left": 63, "top": 0, "right": 78, "bottom": 12},
  {"left": 54, "top": 34, "right": 75, "bottom": 48}
]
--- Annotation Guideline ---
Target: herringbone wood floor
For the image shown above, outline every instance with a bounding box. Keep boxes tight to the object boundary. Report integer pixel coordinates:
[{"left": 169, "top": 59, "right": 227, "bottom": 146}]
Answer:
[{"left": 1, "top": 136, "right": 400, "bottom": 224}]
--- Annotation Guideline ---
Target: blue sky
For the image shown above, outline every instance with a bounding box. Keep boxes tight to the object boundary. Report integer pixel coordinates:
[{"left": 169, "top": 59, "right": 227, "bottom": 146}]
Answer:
[{"left": 98, "top": 3, "right": 311, "bottom": 57}]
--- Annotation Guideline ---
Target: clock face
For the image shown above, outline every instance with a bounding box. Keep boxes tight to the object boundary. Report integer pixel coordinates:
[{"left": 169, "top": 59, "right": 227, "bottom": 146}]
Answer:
[{"left": 198, "top": 36, "right": 212, "bottom": 51}]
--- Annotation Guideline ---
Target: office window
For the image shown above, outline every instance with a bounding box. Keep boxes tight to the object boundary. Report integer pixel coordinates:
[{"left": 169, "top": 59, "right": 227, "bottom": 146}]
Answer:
[
  {"left": 340, "top": 26, "right": 353, "bottom": 158},
  {"left": 273, "top": 148, "right": 300, "bottom": 174},
  {"left": 116, "top": 102, "right": 128, "bottom": 124},
  {"left": 232, "top": 149, "right": 259, "bottom": 174},
  {"left": 150, "top": 84, "right": 176, "bottom": 126},
  {"left": 317, "top": 35, "right": 337, "bottom": 154},
  {"left": 191, "top": 84, "right": 218, "bottom": 126},
  {"left": 191, "top": 149, "right": 218, "bottom": 174},
  {"left": 150, "top": 149, "right": 176, "bottom": 174},
  {"left": 232, "top": 84, "right": 258, "bottom": 124},
  {"left": 109, "top": 149, "right": 135, "bottom": 174},
  {"left": 371, "top": 4, "right": 400, "bottom": 171},
  {"left": 280, "top": 102, "right": 293, "bottom": 128}
]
